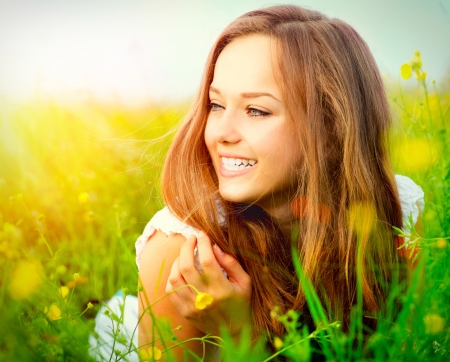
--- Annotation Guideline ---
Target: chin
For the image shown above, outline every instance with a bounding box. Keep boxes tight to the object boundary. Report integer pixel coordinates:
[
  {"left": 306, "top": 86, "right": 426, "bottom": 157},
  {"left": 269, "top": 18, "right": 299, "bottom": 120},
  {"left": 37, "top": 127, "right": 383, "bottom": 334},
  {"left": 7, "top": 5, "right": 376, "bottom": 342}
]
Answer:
[{"left": 218, "top": 187, "right": 254, "bottom": 204}]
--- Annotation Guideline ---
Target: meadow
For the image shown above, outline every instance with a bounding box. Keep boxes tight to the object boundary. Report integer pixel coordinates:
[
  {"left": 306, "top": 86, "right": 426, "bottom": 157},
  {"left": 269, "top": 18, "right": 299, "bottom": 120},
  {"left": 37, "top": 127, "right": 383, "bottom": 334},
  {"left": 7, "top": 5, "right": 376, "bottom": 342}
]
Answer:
[{"left": 0, "top": 52, "right": 449, "bottom": 361}]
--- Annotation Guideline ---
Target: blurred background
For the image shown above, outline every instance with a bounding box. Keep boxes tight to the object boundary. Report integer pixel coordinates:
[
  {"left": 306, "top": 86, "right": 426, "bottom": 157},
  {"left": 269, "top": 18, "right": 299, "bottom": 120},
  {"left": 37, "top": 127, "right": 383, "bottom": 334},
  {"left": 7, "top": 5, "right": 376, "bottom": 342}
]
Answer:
[{"left": 0, "top": 0, "right": 449, "bottom": 106}]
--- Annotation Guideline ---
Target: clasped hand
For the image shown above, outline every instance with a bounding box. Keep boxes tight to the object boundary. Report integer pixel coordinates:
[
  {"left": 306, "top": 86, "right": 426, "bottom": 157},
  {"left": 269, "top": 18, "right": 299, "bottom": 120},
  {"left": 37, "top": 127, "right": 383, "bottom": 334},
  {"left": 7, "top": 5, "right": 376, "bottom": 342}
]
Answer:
[{"left": 165, "top": 231, "right": 252, "bottom": 339}]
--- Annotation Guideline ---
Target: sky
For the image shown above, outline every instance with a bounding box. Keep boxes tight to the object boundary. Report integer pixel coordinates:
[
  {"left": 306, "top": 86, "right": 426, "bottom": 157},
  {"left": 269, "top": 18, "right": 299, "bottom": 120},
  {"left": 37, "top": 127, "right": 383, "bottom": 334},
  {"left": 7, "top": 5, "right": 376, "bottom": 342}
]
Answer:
[{"left": 0, "top": 0, "right": 449, "bottom": 106}]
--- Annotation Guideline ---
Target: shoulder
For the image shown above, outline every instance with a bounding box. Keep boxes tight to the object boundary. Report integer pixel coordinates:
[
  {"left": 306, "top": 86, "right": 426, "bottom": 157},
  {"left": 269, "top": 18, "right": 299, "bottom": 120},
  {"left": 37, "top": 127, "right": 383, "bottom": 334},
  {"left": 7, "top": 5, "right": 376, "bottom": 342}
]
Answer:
[
  {"left": 135, "top": 206, "right": 201, "bottom": 271},
  {"left": 144, "top": 206, "right": 201, "bottom": 239},
  {"left": 137, "top": 209, "right": 190, "bottom": 301},
  {"left": 395, "top": 174, "right": 425, "bottom": 200},
  {"left": 139, "top": 229, "right": 186, "bottom": 279},
  {"left": 395, "top": 174, "right": 425, "bottom": 227}
]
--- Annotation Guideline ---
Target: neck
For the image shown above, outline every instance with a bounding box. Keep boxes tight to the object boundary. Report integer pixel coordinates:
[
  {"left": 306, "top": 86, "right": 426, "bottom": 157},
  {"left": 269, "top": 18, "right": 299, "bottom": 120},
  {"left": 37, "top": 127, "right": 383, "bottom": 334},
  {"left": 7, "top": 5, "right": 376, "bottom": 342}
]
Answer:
[{"left": 261, "top": 200, "right": 296, "bottom": 240}]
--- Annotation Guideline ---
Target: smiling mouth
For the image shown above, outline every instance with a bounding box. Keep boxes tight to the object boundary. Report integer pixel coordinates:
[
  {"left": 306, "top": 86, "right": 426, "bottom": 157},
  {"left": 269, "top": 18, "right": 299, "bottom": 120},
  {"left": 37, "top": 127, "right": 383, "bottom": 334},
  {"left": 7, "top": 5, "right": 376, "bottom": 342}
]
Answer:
[{"left": 221, "top": 156, "right": 257, "bottom": 171}]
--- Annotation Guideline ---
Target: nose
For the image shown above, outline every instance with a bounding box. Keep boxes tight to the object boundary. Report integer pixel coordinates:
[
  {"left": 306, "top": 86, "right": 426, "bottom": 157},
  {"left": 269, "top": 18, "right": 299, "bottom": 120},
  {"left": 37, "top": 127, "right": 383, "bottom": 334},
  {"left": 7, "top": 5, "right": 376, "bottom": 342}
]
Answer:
[{"left": 210, "top": 109, "right": 241, "bottom": 144}]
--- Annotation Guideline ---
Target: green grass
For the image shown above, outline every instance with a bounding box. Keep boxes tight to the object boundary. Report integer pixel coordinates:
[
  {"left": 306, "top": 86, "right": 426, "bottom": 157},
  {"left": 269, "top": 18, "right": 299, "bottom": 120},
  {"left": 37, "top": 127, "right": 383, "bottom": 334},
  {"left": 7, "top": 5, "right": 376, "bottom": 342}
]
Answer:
[{"left": 0, "top": 53, "right": 449, "bottom": 361}]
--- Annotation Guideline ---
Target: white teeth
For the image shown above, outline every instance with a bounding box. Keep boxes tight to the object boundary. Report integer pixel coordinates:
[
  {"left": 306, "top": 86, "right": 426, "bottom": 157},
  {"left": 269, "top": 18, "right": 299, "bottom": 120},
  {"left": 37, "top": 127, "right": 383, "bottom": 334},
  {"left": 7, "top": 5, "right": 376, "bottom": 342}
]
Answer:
[{"left": 221, "top": 157, "right": 257, "bottom": 171}]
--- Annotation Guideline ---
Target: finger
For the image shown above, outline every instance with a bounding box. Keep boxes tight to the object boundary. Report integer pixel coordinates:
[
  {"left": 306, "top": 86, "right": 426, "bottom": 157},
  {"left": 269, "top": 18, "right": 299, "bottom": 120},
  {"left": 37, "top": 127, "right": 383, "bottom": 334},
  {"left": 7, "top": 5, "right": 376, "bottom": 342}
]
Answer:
[
  {"left": 178, "top": 235, "right": 204, "bottom": 287},
  {"left": 165, "top": 269, "right": 189, "bottom": 315},
  {"left": 165, "top": 257, "right": 195, "bottom": 302},
  {"left": 197, "top": 231, "right": 228, "bottom": 282},
  {"left": 212, "top": 243, "right": 251, "bottom": 291},
  {"left": 166, "top": 285, "right": 188, "bottom": 315}
]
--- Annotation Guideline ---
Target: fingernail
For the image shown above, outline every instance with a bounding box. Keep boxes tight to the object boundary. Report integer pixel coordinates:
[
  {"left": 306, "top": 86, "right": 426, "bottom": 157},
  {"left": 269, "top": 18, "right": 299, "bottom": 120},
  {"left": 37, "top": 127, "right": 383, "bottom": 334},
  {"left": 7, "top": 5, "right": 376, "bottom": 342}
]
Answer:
[
  {"left": 214, "top": 243, "right": 224, "bottom": 254},
  {"left": 198, "top": 231, "right": 205, "bottom": 237}
]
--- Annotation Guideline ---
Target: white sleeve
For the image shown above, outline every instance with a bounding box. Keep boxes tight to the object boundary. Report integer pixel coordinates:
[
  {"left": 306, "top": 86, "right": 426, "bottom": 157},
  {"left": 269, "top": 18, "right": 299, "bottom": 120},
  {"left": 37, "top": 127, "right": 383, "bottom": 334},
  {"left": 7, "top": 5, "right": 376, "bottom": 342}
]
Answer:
[
  {"left": 135, "top": 207, "right": 200, "bottom": 271},
  {"left": 395, "top": 174, "right": 425, "bottom": 231}
]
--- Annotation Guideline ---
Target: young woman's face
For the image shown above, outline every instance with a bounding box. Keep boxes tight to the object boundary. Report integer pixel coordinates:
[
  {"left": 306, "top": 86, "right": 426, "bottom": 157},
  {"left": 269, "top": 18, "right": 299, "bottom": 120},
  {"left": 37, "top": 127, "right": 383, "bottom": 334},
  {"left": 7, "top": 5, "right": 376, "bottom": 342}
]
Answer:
[{"left": 204, "top": 34, "right": 301, "bottom": 210}]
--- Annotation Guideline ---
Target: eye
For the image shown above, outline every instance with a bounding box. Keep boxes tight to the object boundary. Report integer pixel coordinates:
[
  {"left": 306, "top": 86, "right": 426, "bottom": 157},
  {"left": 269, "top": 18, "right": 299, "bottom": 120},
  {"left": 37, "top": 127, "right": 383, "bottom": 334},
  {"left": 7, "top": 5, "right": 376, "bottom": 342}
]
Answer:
[
  {"left": 247, "top": 107, "right": 271, "bottom": 118},
  {"left": 208, "top": 102, "right": 224, "bottom": 112}
]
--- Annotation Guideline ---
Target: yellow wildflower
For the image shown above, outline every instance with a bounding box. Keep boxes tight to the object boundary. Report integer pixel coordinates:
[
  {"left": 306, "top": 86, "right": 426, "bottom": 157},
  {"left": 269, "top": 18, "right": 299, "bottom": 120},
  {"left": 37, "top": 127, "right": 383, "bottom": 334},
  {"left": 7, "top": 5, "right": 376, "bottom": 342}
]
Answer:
[
  {"left": 436, "top": 239, "right": 447, "bottom": 249},
  {"left": 195, "top": 292, "right": 214, "bottom": 310},
  {"left": 273, "top": 337, "right": 284, "bottom": 350},
  {"left": 8, "top": 260, "right": 44, "bottom": 300},
  {"left": 78, "top": 192, "right": 90, "bottom": 205},
  {"left": 45, "top": 304, "right": 62, "bottom": 320},
  {"left": 413, "top": 50, "right": 423, "bottom": 67},
  {"left": 59, "top": 286, "right": 69, "bottom": 298},
  {"left": 73, "top": 273, "right": 80, "bottom": 280},
  {"left": 395, "top": 138, "right": 438, "bottom": 172},
  {"left": 67, "top": 275, "right": 87, "bottom": 289},
  {"left": 400, "top": 63, "right": 412, "bottom": 80},
  {"left": 87, "top": 302, "right": 94, "bottom": 309},
  {"left": 140, "top": 346, "right": 162, "bottom": 361},
  {"left": 423, "top": 313, "right": 445, "bottom": 334},
  {"left": 416, "top": 71, "right": 427, "bottom": 82}
]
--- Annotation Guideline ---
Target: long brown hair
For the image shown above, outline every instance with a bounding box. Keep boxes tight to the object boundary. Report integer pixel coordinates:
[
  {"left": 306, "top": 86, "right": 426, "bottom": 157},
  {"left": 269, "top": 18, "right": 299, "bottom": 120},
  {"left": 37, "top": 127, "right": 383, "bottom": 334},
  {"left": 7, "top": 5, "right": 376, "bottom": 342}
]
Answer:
[{"left": 162, "top": 5, "right": 404, "bottom": 338}]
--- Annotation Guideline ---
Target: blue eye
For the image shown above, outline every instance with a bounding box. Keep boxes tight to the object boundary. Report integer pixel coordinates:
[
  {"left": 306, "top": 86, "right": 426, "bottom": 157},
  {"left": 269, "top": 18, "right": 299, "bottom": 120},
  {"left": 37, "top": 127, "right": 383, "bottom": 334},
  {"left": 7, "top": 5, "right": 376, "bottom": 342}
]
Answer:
[{"left": 247, "top": 108, "right": 270, "bottom": 118}]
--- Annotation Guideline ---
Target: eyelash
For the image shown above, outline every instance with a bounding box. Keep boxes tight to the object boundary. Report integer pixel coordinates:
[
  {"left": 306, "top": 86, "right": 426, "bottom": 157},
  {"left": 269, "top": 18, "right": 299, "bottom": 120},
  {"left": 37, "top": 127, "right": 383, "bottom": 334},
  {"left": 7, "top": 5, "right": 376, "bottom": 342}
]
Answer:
[
  {"left": 247, "top": 108, "right": 270, "bottom": 118},
  {"left": 208, "top": 102, "right": 271, "bottom": 118},
  {"left": 208, "top": 102, "right": 223, "bottom": 112}
]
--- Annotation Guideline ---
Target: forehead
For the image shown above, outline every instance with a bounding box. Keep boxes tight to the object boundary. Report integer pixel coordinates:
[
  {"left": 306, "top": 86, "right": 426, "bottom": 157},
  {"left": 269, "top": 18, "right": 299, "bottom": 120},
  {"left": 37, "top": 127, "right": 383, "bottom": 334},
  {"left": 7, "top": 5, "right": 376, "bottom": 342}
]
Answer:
[{"left": 211, "top": 35, "right": 280, "bottom": 94}]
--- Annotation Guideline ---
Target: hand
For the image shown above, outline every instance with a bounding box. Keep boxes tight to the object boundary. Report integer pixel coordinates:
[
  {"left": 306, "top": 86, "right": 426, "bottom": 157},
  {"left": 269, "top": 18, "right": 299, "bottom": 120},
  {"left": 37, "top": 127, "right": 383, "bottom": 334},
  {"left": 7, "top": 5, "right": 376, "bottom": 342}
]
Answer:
[{"left": 165, "top": 231, "right": 252, "bottom": 338}]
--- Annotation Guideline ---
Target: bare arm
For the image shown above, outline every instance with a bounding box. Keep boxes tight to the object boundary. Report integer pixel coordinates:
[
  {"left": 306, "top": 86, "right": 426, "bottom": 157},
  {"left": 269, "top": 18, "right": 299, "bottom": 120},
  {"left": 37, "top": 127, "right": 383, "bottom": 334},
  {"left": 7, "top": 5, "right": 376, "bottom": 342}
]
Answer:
[{"left": 138, "top": 230, "right": 213, "bottom": 361}]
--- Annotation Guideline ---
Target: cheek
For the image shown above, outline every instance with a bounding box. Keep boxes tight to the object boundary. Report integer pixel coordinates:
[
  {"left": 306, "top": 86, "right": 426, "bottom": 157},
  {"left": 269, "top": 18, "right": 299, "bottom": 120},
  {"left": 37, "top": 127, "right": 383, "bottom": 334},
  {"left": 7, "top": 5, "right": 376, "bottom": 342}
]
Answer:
[
  {"left": 268, "top": 128, "right": 300, "bottom": 177},
  {"left": 255, "top": 127, "right": 290, "bottom": 162}
]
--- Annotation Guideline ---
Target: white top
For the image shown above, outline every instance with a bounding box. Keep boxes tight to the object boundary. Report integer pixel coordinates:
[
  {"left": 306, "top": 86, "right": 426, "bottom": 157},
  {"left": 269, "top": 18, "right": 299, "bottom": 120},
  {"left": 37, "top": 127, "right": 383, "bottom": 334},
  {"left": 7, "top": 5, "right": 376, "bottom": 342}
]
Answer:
[{"left": 135, "top": 174, "right": 425, "bottom": 271}]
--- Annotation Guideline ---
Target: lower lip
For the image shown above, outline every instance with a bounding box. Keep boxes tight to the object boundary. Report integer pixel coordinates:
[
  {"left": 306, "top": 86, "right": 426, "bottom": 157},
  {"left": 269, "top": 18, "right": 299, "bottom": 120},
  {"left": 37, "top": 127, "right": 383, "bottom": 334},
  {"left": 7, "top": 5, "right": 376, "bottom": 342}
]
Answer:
[{"left": 219, "top": 162, "right": 256, "bottom": 178}]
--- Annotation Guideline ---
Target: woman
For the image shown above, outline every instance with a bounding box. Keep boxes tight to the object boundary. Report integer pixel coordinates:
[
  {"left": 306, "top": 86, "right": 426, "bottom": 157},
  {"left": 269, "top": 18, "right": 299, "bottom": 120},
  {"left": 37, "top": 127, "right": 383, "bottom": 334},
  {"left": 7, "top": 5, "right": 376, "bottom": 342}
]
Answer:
[{"left": 91, "top": 4, "right": 425, "bottom": 361}]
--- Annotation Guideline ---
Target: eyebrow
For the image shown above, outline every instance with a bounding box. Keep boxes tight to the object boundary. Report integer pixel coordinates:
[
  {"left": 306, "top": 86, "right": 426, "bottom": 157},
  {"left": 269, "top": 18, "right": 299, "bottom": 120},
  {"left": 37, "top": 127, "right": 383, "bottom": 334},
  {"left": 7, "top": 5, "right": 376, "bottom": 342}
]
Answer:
[{"left": 209, "top": 86, "right": 281, "bottom": 103}]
